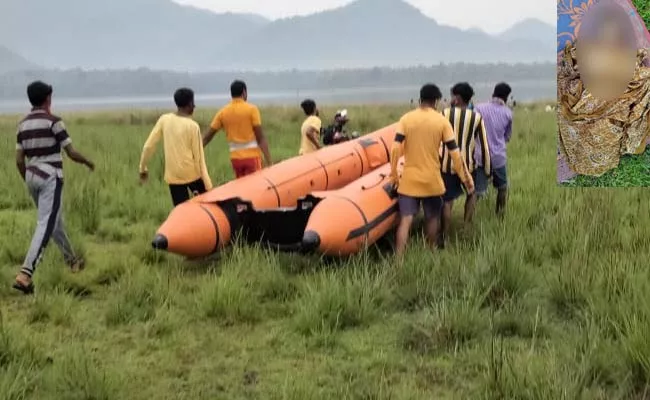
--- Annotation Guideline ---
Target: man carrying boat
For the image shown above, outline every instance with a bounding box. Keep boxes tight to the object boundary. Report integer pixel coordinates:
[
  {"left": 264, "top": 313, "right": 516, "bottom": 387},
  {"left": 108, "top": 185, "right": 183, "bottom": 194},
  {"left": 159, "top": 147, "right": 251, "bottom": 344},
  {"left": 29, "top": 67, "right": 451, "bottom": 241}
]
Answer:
[
  {"left": 439, "top": 82, "right": 490, "bottom": 247},
  {"left": 203, "top": 80, "right": 273, "bottom": 178},
  {"left": 474, "top": 82, "right": 513, "bottom": 216},
  {"left": 390, "top": 83, "right": 474, "bottom": 256},
  {"left": 139, "top": 88, "right": 213, "bottom": 206},
  {"left": 299, "top": 99, "right": 322, "bottom": 154}
]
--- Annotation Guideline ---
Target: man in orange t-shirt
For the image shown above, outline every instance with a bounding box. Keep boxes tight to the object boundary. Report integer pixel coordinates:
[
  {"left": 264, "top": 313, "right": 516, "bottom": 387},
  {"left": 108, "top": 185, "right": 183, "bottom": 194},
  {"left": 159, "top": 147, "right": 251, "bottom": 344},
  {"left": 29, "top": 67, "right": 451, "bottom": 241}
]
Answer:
[{"left": 203, "top": 80, "right": 273, "bottom": 178}]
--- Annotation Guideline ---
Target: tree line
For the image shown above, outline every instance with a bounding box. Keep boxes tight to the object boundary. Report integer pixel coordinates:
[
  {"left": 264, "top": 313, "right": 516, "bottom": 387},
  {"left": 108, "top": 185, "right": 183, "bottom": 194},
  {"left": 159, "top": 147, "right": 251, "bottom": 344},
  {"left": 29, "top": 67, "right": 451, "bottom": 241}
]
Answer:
[{"left": 0, "top": 63, "right": 554, "bottom": 100}]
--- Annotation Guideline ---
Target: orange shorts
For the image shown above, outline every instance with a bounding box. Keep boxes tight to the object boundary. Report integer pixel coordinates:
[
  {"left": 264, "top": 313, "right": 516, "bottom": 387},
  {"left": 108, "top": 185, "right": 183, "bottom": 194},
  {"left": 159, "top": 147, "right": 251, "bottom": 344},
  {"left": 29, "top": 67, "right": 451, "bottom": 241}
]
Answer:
[{"left": 231, "top": 157, "right": 262, "bottom": 178}]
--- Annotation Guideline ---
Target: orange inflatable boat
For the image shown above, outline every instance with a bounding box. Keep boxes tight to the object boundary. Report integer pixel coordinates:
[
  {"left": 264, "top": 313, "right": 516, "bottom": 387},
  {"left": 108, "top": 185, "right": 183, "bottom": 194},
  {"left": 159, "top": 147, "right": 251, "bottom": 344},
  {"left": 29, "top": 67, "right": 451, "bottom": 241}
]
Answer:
[
  {"left": 152, "top": 124, "right": 398, "bottom": 258},
  {"left": 301, "top": 158, "right": 404, "bottom": 256}
]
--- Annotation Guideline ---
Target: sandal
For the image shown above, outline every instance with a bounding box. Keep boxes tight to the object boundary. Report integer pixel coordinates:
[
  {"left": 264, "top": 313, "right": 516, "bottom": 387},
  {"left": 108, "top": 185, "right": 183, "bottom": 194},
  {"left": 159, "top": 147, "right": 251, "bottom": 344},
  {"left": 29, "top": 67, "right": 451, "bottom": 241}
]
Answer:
[
  {"left": 68, "top": 258, "right": 86, "bottom": 273},
  {"left": 12, "top": 280, "right": 34, "bottom": 295}
]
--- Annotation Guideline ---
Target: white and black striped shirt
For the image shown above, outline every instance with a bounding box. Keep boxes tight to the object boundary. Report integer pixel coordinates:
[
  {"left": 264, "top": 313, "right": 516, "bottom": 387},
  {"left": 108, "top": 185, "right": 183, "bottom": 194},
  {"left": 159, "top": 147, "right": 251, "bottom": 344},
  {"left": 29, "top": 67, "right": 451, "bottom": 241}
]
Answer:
[{"left": 16, "top": 109, "right": 72, "bottom": 179}]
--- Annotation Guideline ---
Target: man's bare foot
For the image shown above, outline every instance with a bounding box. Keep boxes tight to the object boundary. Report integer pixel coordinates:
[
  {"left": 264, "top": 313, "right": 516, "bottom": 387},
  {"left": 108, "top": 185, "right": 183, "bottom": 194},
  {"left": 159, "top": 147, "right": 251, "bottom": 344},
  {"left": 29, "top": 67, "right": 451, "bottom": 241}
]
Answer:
[{"left": 393, "top": 250, "right": 406, "bottom": 267}]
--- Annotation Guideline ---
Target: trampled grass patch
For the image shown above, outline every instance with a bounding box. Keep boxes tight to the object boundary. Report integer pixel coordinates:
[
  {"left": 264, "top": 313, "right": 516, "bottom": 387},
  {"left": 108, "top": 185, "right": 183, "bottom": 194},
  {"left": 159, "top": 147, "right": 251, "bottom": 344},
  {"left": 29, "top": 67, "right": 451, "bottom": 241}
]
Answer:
[{"left": 1, "top": 102, "right": 648, "bottom": 398}]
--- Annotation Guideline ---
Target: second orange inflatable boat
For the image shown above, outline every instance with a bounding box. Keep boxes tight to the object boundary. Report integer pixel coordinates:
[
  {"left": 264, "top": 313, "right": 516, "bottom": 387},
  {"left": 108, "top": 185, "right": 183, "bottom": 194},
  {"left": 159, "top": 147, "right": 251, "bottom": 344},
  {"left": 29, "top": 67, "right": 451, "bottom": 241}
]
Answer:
[
  {"left": 301, "top": 158, "right": 404, "bottom": 256},
  {"left": 152, "top": 124, "right": 398, "bottom": 258}
]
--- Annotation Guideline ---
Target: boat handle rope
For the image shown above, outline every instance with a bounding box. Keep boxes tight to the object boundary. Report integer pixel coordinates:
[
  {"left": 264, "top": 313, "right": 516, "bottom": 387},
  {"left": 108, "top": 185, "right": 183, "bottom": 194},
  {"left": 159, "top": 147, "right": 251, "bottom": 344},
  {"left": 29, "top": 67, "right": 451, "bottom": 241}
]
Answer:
[
  {"left": 269, "top": 152, "right": 359, "bottom": 188},
  {"left": 361, "top": 173, "right": 388, "bottom": 190}
]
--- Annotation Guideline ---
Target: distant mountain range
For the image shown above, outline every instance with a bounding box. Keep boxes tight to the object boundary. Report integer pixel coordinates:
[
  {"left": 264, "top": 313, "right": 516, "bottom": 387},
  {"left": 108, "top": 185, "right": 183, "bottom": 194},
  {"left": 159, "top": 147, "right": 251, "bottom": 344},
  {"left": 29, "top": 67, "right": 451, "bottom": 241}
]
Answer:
[
  {"left": 499, "top": 18, "right": 556, "bottom": 44},
  {"left": 0, "top": 45, "right": 37, "bottom": 73},
  {"left": 0, "top": 0, "right": 554, "bottom": 72}
]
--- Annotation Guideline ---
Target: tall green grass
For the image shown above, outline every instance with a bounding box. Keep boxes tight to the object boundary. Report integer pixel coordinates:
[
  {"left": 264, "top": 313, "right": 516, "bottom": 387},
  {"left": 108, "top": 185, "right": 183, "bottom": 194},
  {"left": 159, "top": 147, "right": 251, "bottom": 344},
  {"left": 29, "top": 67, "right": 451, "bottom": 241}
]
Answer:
[
  {"left": 634, "top": 0, "right": 650, "bottom": 27},
  {"left": 1, "top": 102, "right": 646, "bottom": 399}
]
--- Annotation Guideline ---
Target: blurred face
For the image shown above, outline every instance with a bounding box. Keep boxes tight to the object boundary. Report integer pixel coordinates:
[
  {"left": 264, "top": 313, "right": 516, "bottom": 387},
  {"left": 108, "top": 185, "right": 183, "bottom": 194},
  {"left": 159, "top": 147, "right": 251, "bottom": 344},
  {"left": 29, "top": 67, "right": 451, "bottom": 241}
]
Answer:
[
  {"left": 450, "top": 93, "right": 462, "bottom": 106},
  {"left": 243, "top": 88, "right": 248, "bottom": 101},
  {"left": 576, "top": 6, "right": 637, "bottom": 101},
  {"left": 187, "top": 99, "right": 195, "bottom": 115},
  {"left": 315, "top": 107, "right": 319, "bottom": 117}
]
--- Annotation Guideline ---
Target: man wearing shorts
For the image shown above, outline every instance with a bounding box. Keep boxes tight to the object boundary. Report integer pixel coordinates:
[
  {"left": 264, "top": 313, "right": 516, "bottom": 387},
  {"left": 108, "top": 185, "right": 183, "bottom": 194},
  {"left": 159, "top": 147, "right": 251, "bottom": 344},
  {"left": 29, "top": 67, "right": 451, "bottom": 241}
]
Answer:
[
  {"left": 389, "top": 83, "right": 474, "bottom": 256},
  {"left": 139, "top": 88, "right": 213, "bottom": 206},
  {"left": 203, "top": 80, "right": 273, "bottom": 178},
  {"left": 474, "top": 82, "right": 513, "bottom": 217},
  {"left": 439, "top": 82, "right": 491, "bottom": 246}
]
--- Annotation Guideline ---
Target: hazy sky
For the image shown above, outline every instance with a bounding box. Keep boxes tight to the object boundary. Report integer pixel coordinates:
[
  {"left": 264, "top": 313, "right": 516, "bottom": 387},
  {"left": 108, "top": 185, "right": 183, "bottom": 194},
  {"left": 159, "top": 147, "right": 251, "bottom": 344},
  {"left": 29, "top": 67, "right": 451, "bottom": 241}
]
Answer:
[{"left": 175, "top": 0, "right": 555, "bottom": 34}]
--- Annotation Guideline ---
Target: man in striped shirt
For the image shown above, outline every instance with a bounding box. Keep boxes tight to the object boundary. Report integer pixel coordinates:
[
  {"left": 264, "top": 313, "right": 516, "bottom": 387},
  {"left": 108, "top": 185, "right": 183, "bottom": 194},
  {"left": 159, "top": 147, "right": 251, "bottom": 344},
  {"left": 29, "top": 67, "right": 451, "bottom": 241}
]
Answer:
[
  {"left": 439, "top": 83, "right": 491, "bottom": 246},
  {"left": 13, "top": 81, "right": 94, "bottom": 294}
]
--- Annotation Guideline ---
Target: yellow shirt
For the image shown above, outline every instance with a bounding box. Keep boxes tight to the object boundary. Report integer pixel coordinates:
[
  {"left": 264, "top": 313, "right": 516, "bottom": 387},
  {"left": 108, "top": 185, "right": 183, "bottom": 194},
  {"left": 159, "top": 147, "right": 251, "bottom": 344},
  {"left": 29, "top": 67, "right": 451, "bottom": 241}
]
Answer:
[
  {"left": 139, "top": 113, "right": 213, "bottom": 189},
  {"left": 209, "top": 98, "right": 262, "bottom": 160},
  {"left": 390, "top": 107, "right": 467, "bottom": 197},
  {"left": 299, "top": 115, "right": 322, "bottom": 155}
]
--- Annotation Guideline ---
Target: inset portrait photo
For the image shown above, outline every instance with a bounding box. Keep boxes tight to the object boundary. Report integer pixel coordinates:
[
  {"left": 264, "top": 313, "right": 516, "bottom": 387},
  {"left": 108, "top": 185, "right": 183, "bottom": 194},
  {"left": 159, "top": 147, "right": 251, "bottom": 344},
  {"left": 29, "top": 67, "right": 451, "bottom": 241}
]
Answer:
[{"left": 557, "top": 0, "right": 650, "bottom": 186}]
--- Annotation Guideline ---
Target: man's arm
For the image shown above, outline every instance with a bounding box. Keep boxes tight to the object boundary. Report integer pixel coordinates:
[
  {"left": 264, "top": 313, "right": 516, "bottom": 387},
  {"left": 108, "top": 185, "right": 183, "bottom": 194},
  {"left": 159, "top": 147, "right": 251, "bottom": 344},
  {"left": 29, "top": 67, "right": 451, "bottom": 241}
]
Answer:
[
  {"left": 306, "top": 126, "right": 321, "bottom": 149},
  {"left": 191, "top": 126, "right": 213, "bottom": 191},
  {"left": 53, "top": 120, "right": 94, "bottom": 170},
  {"left": 254, "top": 125, "right": 272, "bottom": 166},
  {"left": 439, "top": 107, "right": 450, "bottom": 159},
  {"left": 139, "top": 117, "right": 163, "bottom": 178},
  {"left": 442, "top": 121, "right": 474, "bottom": 193},
  {"left": 390, "top": 122, "right": 405, "bottom": 184},
  {"left": 251, "top": 106, "right": 272, "bottom": 166},
  {"left": 504, "top": 115, "right": 513, "bottom": 143},
  {"left": 477, "top": 117, "right": 491, "bottom": 176},
  {"left": 16, "top": 148, "right": 26, "bottom": 180},
  {"left": 307, "top": 118, "right": 322, "bottom": 149},
  {"left": 63, "top": 144, "right": 94, "bottom": 170},
  {"left": 203, "top": 111, "right": 222, "bottom": 147}
]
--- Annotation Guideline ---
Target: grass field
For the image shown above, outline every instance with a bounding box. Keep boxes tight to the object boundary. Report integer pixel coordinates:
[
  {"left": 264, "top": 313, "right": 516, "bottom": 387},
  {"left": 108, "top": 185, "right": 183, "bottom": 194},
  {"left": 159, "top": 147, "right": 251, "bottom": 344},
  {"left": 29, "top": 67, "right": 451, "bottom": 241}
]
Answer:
[{"left": 1, "top": 102, "right": 649, "bottom": 399}]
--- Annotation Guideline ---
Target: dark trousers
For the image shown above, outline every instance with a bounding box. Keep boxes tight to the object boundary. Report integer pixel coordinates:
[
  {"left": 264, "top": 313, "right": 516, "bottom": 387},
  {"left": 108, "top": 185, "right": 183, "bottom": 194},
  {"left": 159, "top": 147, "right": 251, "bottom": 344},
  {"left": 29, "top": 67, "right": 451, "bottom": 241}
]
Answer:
[{"left": 168, "top": 178, "right": 207, "bottom": 206}]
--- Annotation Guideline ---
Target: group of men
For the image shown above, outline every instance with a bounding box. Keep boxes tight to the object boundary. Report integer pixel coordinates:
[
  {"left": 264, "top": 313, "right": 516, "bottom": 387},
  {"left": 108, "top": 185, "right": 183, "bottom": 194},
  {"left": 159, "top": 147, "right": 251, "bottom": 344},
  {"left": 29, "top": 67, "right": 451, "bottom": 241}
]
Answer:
[
  {"left": 139, "top": 80, "right": 273, "bottom": 206},
  {"left": 11, "top": 79, "right": 273, "bottom": 293},
  {"left": 389, "top": 82, "right": 512, "bottom": 255},
  {"left": 10, "top": 78, "right": 511, "bottom": 294},
  {"left": 296, "top": 81, "right": 513, "bottom": 256}
]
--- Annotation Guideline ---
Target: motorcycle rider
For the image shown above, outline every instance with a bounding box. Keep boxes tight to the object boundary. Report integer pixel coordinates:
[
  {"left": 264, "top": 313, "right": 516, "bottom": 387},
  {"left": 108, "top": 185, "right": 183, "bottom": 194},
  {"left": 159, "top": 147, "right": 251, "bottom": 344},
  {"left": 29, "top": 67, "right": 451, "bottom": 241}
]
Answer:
[{"left": 322, "top": 109, "right": 359, "bottom": 145}]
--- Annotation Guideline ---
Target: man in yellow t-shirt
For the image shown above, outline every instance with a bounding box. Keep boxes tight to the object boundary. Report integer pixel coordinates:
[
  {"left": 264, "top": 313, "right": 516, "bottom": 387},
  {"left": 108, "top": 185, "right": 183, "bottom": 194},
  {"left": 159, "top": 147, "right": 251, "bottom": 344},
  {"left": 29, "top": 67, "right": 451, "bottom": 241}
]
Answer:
[
  {"left": 139, "top": 88, "right": 213, "bottom": 206},
  {"left": 389, "top": 83, "right": 474, "bottom": 255},
  {"left": 299, "top": 99, "right": 322, "bottom": 155},
  {"left": 203, "top": 80, "right": 273, "bottom": 179}
]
